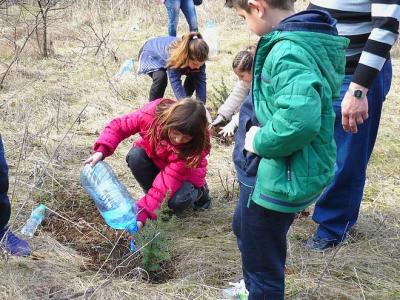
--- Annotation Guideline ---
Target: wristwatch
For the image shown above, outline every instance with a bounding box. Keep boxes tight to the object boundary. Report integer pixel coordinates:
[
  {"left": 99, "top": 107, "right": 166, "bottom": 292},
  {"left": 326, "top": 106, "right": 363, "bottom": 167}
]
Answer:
[{"left": 347, "top": 87, "right": 367, "bottom": 99}]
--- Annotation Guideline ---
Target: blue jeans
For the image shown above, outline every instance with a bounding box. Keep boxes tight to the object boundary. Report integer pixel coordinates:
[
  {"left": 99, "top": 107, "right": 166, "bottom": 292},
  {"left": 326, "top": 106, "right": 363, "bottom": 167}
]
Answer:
[
  {"left": 313, "top": 60, "right": 393, "bottom": 243},
  {"left": 165, "top": 0, "right": 198, "bottom": 37},
  {"left": 0, "top": 136, "right": 11, "bottom": 234},
  {"left": 232, "top": 183, "right": 295, "bottom": 299}
]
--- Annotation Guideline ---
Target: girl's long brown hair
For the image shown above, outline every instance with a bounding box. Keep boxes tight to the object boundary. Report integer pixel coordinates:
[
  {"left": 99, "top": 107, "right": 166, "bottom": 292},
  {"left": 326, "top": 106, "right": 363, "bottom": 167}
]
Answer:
[
  {"left": 148, "top": 98, "right": 210, "bottom": 168},
  {"left": 166, "top": 32, "right": 209, "bottom": 69}
]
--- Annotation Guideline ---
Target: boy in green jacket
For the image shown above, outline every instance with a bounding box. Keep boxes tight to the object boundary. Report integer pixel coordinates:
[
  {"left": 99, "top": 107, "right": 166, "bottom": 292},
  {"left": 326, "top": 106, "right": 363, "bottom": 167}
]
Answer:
[{"left": 226, "top": 0, "right": 348, "bottom": 298}]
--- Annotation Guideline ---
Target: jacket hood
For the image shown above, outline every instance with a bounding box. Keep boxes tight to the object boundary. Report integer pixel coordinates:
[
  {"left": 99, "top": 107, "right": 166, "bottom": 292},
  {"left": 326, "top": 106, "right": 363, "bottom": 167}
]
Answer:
[
  {"left": 257, "top": 10, "right": 349, "bottom": 99},
  {"left": 276, "top": 9, "right": 338, "bottom": 35}
]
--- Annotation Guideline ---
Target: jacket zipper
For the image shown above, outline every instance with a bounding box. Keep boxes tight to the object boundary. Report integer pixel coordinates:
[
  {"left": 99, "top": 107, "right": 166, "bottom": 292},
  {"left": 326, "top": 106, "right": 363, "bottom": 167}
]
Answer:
[{"left": 286, "top": 156, "right": 292, "bottom": 181}]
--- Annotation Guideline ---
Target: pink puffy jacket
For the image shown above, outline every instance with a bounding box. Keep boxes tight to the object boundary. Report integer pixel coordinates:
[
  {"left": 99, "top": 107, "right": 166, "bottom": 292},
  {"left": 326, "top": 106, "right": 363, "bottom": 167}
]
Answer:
[{"left": 93, "top": 99, "right": 209, "bottom": 224}]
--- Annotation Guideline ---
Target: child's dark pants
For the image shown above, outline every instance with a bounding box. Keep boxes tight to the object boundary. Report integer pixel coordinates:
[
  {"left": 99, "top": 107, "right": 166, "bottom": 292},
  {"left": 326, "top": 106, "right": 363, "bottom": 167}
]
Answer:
[
  {"left": 149, "top": 70, "right": 168, "bottom": 102},
  {"left": 126, "top": 147, "right": 201, "bottom": 212},
  {"left": 232, "top": 183, "right": 295, "bottom": 300},
  {"left": 0, "top": 137, "right": 11, "bottom": 234},
  {"left": 148, "top": 70, "right": 195, "bottom": 102}
]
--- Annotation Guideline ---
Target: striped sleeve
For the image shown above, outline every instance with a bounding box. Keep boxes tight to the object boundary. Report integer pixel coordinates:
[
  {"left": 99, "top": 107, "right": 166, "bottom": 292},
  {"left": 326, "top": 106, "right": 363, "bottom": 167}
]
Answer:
[
  {"left": 353, "top": 0, "right": 399, "bottom": 88},
  {"left": 309, "top": 0, "right": 399, "bottom": 88}
]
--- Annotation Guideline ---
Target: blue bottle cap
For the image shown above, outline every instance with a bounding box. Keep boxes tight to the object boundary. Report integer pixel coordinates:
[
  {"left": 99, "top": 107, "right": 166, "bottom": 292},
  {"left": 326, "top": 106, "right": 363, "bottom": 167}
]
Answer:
[
  {"left": 38, "top": 204, "right": 47, "bottom": 210},
  {"left": 126, "top": 222, "right": 138, "bottom": 235},
  {"left": 129, "top": 238, "right": 136, "bottom": 252},
  {"left": 126, "top": 222, "right": 138, "bottom": 252}
]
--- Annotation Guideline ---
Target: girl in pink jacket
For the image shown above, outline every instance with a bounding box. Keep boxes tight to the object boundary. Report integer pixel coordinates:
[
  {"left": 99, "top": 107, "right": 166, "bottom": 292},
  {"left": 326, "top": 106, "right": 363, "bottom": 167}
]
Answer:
[{"left": 84, "top": 98, "right": 211, "bottom": 228}]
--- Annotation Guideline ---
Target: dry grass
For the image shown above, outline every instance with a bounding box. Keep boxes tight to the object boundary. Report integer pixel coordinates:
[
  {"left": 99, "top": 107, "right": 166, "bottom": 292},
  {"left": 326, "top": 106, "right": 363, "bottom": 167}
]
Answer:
[{"left": 1, "top": 1, "right": 399, "bottom": 299}]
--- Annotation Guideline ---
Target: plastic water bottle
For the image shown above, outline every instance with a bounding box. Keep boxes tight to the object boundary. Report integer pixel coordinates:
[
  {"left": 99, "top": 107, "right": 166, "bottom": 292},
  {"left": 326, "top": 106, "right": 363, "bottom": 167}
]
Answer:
[
  {"left": 21, "top": 204, "right": 47, "bottom": 238},
  {"left": 80, "top": 161, "right": 138, "bottom": 251},
  {"left": 114, "top": 59, "right": 134, "bottom": 78},
  {"left": 203, "top": 20, "right": 218, "bottom": 58}
]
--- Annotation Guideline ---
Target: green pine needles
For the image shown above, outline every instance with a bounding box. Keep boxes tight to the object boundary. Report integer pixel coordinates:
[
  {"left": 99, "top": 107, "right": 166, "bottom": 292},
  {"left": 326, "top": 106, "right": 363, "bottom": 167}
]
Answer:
[
  {"left": 209, "top": 78, "right": 230, "bottom": 115},
  {"left": 136, "top": 202, "right": 175, "bottom": 273}
]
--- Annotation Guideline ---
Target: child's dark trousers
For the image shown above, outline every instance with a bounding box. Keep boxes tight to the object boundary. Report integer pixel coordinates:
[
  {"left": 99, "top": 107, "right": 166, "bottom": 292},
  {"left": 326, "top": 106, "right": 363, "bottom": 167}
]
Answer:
[
  {"left": 232, "top": 183, "right": 295, "bottom": 300},
  {"left": 126, "top": 146, "right": 202, "bottom": 212},
  {"left": 0, "top": 136, "right": 11, "bottom": 234},
  {"left": 148, "top": 70, "right": 195, "bottom": 102}
]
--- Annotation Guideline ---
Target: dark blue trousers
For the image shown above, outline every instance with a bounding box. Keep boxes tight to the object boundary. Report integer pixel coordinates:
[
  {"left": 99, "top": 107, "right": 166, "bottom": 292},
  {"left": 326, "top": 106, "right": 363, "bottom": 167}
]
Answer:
[
  {"left": 125, "top": 147, "right": 201, "bottom": 212},
  {"left": 313, "top": 61, "right": 392, "bottom": 243},
  {"left": 233, "top": 183, "right": 295, "bottom": 299},
  {"left": 0, "top": 136, "right": 11, "bottom": 234}
]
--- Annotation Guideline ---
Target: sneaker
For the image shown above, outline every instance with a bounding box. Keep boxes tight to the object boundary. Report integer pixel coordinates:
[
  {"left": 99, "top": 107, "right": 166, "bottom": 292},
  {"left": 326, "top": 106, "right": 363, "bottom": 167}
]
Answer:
[
  {"left": 222, "top": 279, "right": 249, "bottom": 300},
  {"left": 305, "top": 234, "right": 338, "bottom": 252},
  {"left": 193, "top": 184, "right": 211, "bottom": 210},
  {"left": 0, "top": 228, "right": 31, "bottom": 256}
]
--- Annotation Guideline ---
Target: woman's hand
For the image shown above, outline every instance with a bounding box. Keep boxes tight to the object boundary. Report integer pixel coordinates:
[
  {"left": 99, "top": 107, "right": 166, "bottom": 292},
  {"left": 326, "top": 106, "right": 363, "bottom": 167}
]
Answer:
[{"left": 83, "top": 152, "right": 104, "bottom": 166}]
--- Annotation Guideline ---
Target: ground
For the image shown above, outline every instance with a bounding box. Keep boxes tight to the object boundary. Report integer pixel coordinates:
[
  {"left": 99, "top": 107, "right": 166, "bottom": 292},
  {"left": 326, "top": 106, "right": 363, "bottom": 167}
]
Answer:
[{"left": 0, "top": 1, "right": 399, "bottom": 299}]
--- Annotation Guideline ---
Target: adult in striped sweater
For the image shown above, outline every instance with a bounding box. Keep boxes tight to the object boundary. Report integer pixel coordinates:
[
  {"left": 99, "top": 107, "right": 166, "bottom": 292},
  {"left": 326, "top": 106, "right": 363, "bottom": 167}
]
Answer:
[{"left": 306, "top": 0, "right": 399, "bottom": 251}]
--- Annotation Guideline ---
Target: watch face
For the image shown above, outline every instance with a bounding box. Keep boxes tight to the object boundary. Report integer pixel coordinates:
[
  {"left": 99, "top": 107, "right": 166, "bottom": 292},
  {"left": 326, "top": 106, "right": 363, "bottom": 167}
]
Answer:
[{"left": 354, "top": 90, "right": 363, "bottom": 98}]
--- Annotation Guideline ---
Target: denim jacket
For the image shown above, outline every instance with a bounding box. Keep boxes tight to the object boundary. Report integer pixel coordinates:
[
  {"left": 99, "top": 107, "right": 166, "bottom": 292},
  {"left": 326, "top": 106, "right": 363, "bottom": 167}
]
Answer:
[{"left": 138, "top": 36, "right": 206, "bottom": 102}]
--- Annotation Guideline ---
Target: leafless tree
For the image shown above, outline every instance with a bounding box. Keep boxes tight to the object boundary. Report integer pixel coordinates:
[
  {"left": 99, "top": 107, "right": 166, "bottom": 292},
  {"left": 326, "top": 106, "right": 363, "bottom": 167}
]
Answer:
[
  {"left": 34, "top": 0, "right": 71, "bottom": 57},
  {"left": 0, "top": 2, "right": 40, "bottom": 88}
]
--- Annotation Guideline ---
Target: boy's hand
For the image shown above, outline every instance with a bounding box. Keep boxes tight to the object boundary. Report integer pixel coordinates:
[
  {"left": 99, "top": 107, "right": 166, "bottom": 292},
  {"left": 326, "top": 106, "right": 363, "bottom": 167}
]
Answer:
[
  {"left": 244, "top": 126, "right": 260, "bottom": 154},
  {"left": 83, "top": 152, "right": 103, "bottom": 166}
]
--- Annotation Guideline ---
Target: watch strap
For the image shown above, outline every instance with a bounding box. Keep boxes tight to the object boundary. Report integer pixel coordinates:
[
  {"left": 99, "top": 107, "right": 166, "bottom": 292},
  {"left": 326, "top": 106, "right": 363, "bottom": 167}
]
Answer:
[{"left": 348, "top": 87, "right": 367, "bottom": 99}]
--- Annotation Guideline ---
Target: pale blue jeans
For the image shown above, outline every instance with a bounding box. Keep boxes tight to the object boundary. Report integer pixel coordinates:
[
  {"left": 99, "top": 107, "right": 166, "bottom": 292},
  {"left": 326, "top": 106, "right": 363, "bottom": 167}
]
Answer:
[{"left": 165, "top": 0, "right": 198, "bottom": 36}]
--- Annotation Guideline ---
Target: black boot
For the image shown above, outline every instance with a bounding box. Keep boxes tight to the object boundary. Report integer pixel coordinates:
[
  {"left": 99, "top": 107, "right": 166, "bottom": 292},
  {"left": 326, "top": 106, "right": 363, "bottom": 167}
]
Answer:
[{"left": 193, "top": 183, "right": 211, "bottom": 210}]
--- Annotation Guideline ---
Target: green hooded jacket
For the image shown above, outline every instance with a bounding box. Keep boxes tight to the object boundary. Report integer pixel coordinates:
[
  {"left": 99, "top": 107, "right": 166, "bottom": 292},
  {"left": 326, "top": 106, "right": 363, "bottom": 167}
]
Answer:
[{"left": 251, "top": 25, "right": 349, "bottom": 213}]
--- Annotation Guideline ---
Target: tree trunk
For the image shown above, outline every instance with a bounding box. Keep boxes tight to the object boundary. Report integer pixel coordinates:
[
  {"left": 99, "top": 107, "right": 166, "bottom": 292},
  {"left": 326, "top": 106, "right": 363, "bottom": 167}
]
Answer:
[{"left": 42, "top": 11, "right": 48, "bottom": 57}]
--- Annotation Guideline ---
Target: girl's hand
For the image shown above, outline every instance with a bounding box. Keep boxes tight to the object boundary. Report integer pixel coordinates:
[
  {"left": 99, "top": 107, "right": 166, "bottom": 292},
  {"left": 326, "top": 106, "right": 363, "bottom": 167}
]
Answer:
[
  {"left": 137, "top": 221, "right": 144, "bottom": 231},
  {"left": 83, "top": 152, "right": 104, "bottom": 166},
  {"left": 218, "top": 118, "right": 237, "bottom": 137},
  {"left": 205, "top": 108, "right": 212, "bottom": 124},
  {"left": 210, "top": 114, "right": 225, "bottom": 128}
]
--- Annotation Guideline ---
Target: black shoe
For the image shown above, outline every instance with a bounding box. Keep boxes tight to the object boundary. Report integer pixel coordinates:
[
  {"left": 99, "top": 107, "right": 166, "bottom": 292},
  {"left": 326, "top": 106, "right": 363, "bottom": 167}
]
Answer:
[
  {"left": 305, "top": 235, "right": 338, "bottom": 252},
  {"left": 193, "top": 184, "right": 211, "bottom": 210}
]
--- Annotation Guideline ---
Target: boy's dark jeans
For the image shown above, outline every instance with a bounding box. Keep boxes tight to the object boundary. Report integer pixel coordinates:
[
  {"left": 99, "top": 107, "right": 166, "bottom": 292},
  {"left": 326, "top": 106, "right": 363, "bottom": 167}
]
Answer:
[
  {"left": 126, "top": 147, "right": 202, "bottom": 212},
  {"left": 148, "top": 70, "right": 195, "bottom": 102},
  {"left": 232, "top": 183, "right": 295, "bottom": 300},
  {"left": 0, "top": 137, "right": 11, "bottom": 234}
]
